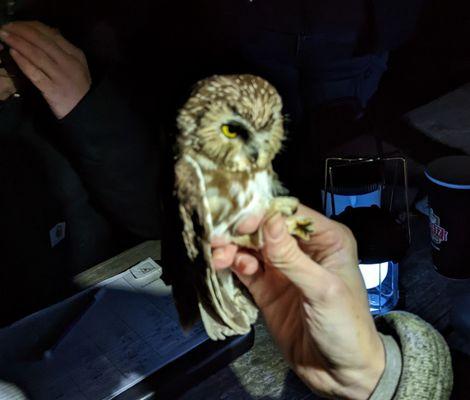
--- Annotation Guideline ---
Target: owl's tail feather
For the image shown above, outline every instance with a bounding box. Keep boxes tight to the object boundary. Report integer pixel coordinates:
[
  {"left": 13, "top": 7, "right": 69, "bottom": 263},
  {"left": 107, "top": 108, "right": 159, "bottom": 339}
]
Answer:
[{"left": 199, "top": 267, "right": 258, "bottom": 341}]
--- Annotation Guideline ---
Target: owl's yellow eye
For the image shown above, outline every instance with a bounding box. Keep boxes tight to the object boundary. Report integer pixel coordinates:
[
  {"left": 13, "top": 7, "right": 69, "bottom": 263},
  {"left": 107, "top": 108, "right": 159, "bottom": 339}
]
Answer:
[{"left": 221, "top": 124, "right": 238, "bottom": 139}]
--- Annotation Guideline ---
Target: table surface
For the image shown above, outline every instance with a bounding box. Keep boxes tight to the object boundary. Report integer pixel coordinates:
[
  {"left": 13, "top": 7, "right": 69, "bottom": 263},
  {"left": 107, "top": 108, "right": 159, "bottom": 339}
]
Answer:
[{"left": 73, "top": 240, "right": 161, "bottom": 289}]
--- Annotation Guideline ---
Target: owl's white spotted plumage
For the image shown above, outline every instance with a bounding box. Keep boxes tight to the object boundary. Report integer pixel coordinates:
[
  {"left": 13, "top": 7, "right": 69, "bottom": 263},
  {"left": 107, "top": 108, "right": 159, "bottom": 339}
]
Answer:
[{"left": 175, "top": 74, "right": 312, "bottom": 340}]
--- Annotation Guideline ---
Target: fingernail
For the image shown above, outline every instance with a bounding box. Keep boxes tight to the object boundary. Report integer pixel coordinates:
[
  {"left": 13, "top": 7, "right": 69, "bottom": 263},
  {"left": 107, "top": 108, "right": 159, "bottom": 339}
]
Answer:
[
  {"left": 211, "top": 235, "right": 230, "bottom": 247},
  {"left": 0, "top": 30, "right": 9, "bottom": 38},
  {"left": 234, "top": 218, "right": 255, "bottom": 235},
  {"left": 212, "top": 247, "right": 225, "bottom": 260},
  {"left": 266, "top": 213, "right": 285, "bottom": 241},
  {"left": 212, "top": 248, "right": 226, "bottom": 269},
  {"left": 234, "top": 254, "right": 258, "bottom": 275}
]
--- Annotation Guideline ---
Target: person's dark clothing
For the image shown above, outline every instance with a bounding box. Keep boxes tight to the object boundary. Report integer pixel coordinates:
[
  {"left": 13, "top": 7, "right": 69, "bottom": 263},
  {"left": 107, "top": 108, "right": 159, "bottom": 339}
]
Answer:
[
  {"left": 0, "top": 116, "right": 72, "bottom": 325},
  {"left": 56, "top": 74, "right": 161, "bottom": 242},
  {"left": 0, "top": 73, "right": 161, "bottom": 324},
  {"left": 235, "top": 0, "right": 424, "bottom": 121},
  {"left": 220, "top": 0, "right": 425, "bottom": 206}
]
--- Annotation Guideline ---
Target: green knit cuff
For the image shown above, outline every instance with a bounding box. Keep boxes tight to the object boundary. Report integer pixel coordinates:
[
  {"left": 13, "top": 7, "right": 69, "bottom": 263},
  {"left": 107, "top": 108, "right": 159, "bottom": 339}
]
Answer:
[
  {"left": 375, "top": 311, "right": 453, "bottom": 400},
  {"left": 370, "top": 333, "right": 402, "bottom": 400}
]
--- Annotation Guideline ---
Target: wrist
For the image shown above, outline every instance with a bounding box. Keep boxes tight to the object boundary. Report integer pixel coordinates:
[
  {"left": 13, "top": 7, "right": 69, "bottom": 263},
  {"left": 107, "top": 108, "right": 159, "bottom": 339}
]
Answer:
[
  {"left": 54, "top": 85, "right": 91, "bottom": 120},
  {"left": 336, "top": 334, "right": 385, "bottom": 400}
]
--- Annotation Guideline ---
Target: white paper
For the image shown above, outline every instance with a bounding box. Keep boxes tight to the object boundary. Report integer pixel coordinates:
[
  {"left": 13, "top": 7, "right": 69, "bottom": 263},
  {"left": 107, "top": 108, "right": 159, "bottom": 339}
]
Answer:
[{"left": 0, "top": 260, "right": 208, "bottom": 400}]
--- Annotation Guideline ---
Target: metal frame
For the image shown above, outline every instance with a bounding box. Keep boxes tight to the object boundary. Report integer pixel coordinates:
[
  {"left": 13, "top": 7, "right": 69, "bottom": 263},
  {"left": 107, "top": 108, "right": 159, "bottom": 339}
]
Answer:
[{"left": 323, "top": 156, "right": 411, "bottom": 243}]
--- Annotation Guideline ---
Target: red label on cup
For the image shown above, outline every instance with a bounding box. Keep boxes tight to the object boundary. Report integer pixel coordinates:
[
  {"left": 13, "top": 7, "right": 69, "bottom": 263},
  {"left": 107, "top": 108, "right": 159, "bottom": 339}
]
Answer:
[{"left": 429, "top": 208, "right": 449, "bottom": 248}]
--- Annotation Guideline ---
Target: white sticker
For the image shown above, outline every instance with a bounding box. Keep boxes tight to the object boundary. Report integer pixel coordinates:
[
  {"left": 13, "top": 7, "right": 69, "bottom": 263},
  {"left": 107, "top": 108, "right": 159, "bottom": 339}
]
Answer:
[
  {"left": 130, "top": 258, "right": 162, "bottom": 280},
  {"left": 49, "top": 222, "right": 66, "bottom": 248}
]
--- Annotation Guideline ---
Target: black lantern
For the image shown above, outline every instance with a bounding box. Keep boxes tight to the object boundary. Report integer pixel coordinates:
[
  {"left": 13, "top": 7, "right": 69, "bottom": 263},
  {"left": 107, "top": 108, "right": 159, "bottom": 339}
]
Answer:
[{"left": 324, "top": 156, "right": 411, "bottom": 315}]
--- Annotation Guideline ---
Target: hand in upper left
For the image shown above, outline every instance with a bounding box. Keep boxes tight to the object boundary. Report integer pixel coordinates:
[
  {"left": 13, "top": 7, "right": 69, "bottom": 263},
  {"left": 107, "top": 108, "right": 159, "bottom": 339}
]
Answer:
[{"left": 0, "top": 21, "right": 91, "bottom": 118}]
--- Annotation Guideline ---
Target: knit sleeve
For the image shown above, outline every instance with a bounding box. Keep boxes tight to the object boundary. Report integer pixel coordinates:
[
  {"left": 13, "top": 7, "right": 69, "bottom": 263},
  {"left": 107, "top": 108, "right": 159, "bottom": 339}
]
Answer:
[{"left": 372, "top": 311, "right": 453, "bottom": 400}]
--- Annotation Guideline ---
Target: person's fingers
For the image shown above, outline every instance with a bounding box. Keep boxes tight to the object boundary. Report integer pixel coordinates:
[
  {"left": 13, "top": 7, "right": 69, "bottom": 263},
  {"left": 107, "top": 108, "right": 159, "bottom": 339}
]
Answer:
[
  {"left": 1, "top": 23, "right": 71, "bottom": 66},
  {"left": 232, "top": 252, "right": 260, "bottom": 276},
  {"left": 232, "top": 250, "right": 296, "bottom": 313},
  {"left": 294, "top": 204, "right": 357, "bottom": 264},
  {"left": 212, "top": 244, "right": 238, "bottom": 270},
  {"left": 0, "top": 29, "right": 60, "bottom": 80},
  {"left": 9, "top": 48, "right": 51, "bottom": 92},
  {"left": 235, "top": 214, "right": 263, "bottom": 235},
  {"left": 262, "top": 213, "right": 333, "bottom": 298},
  {"left": 231, "top": 252, "right": 266, "bottom": 296},
  {"left": 211, "top": 235, "right": 230, "bottom": 247},
  {"left": 1, "top": 22, "right": 87, "bottom": 70},
  {"left": 23, "top": 21, "right": 87, "bottom": 64}
]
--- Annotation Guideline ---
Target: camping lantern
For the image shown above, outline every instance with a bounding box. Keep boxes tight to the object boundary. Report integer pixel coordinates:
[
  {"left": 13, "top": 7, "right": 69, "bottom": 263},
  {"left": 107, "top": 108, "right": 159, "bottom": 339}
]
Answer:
[
  {"left": 325, "top": 157, "right": 411, "bottom": 315},
  {"left": 359, "top": 261, "right": 399, "bottom": 314},
  {"left": 322, "top": 160, "right": 383, "bottom": 217}
]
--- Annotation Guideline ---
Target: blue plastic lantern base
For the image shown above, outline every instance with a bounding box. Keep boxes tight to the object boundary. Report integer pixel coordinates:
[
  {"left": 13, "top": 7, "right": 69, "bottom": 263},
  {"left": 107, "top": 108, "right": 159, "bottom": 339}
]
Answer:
[
  {"left": 359, "top": 261, "right": 399, "bottom": 316},
  {"left": 322, "top": 188, "right": 382, "bottom": 218}
]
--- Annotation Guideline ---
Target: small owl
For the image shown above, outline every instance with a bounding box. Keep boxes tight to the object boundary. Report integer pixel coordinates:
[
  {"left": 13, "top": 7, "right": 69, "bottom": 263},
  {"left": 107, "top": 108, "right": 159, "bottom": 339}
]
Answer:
[{"left": 175, "top": 74, "right": 313, "bottom": 340}]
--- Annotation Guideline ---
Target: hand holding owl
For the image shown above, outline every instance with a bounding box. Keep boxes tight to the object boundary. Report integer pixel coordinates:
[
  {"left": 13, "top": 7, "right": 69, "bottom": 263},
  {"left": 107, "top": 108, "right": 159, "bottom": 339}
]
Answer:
[{"left": 213, "top": 205, "right": 385, "bottom": 400}]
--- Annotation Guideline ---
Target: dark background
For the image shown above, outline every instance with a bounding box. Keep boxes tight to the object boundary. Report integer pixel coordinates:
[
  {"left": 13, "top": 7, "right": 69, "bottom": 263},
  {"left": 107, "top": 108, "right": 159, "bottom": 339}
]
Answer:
[{"left": 1, "top": 0, "right": 470, "bottom": 331}]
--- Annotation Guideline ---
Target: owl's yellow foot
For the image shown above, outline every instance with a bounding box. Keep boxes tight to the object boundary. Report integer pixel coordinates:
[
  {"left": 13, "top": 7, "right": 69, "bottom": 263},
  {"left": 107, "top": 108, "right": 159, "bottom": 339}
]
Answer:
[
  {"left": 231, "top": 197, "right": 312, "bottom": 249},
  {"left": 270, "top": 196, "right": 299, "bottom": 216},
  {"left": 233, "top": 214, "right": 314, "bottom": 248},
  {"left": 231, "top": 230, "right": 262, "bottom": 250},
  {"left": 270, "top": 197, "right": 314, "bottom": 239},
  {"left": 286, "top": 215, "right": 315, "bottom": 241}
]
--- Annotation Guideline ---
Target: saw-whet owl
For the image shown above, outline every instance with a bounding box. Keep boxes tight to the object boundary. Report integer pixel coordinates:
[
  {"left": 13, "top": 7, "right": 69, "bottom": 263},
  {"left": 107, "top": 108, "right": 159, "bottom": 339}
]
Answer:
[{"left": 175, "top": 74, "right": 313, "bottom": 340}]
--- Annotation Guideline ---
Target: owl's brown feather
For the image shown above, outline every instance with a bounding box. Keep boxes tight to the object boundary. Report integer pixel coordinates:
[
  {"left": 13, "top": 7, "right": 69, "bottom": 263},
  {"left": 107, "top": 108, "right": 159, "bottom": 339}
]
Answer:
[
  {"left": 175, "top": 155, "right": 260, "bottom": 339},
  {"left": 174, "top": 74, "right": 290, "bottom": 340}
]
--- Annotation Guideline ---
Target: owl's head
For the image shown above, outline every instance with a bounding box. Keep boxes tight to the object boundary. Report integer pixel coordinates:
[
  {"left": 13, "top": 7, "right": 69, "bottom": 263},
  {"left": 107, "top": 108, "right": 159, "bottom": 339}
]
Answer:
[{"left": 177, "top": 74, "right": 284, "bottom": 172}]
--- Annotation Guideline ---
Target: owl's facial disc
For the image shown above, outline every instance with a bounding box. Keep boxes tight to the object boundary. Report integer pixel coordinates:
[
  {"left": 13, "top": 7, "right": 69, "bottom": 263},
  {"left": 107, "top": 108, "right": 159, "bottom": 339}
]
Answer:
[{"left": 220, "top": 121, "right": 262, "bottom": 166}]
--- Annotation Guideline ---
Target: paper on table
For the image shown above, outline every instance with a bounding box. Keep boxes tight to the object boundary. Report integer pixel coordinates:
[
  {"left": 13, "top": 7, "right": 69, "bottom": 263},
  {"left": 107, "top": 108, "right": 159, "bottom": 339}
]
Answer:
[{"left": 0, "top": 258, "right": 208, "bottom": 400}]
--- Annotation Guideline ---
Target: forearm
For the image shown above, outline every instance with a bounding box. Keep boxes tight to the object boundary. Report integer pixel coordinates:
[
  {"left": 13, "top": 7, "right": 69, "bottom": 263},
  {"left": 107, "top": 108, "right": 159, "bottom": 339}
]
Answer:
[{"left": 297, "top": 311, "right": 453, "bottom": 400}]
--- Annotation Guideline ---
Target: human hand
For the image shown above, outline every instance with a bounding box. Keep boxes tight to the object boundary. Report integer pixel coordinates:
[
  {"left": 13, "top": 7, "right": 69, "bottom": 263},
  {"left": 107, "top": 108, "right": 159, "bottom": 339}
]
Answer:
[
  {"left": 0, "top": 44, "right": 17, "bottom": 101},
  {"left": 0, "top": 21, "right": 91, "bottom": 118},
  {"left": 212, "top": 206, "right": 385, "bottom": 400}
]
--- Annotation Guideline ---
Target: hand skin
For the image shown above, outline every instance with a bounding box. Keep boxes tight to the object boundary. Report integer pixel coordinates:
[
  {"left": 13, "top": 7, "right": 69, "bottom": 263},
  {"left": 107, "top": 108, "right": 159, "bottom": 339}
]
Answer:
[
  {"left": 0, "top": 21, "right": 91, "bottom": 119},
  {"left": 212, "top": 205, "right": 385, "bottom": 400},
  {"left": 0, "top": 44, "right": 17, "bottom": 100}
]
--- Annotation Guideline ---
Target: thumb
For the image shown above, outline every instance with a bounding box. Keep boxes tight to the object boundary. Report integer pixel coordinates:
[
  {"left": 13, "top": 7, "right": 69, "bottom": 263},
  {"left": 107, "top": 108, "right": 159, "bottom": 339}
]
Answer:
[{"left": 263, "top": 213, "right": 329, "bottom": 294}]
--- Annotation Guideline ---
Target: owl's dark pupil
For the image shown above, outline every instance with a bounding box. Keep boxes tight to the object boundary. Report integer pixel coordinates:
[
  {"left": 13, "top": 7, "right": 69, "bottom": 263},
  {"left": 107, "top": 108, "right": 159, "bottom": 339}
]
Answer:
[{"left": 227, "top": 123, "right": 249, "bottom": 140}]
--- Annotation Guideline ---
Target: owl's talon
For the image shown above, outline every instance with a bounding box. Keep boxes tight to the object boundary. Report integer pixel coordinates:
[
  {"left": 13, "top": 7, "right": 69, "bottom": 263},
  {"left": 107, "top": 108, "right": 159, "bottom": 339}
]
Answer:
[
  {"left": 231, "top": 230, "right": 263, "bottom": 249},
  {"left": 286, "top": 215, "right": 314, "bottom": 241}
]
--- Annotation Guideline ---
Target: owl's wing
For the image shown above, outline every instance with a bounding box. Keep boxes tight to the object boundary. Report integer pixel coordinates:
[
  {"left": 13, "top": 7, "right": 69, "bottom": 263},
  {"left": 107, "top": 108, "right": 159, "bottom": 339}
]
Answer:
[{"left": 175, "top": 156, "right": 257, "bottom": 340}]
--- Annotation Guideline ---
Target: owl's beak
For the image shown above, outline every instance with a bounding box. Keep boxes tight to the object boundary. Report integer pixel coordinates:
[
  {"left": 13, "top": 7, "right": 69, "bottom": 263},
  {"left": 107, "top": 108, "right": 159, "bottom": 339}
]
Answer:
[{"left": 247, "top": 147, "right": 259, "bottom": 163}]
